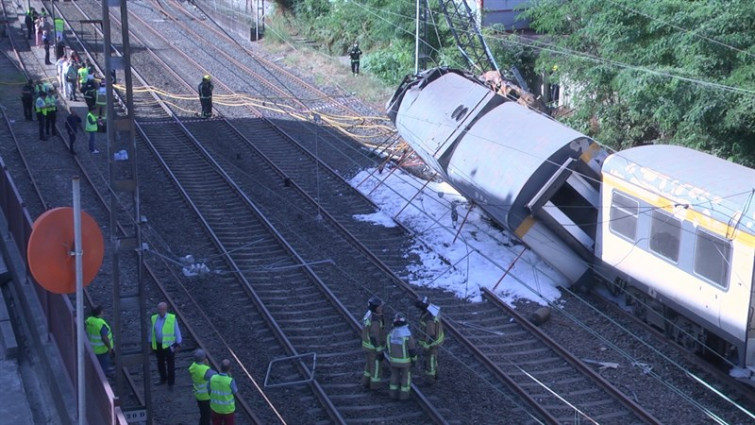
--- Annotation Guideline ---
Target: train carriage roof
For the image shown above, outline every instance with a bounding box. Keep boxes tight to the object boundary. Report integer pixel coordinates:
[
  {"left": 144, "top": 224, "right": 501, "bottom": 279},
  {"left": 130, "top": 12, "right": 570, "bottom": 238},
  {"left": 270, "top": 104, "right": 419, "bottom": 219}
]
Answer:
[{"left": 603, "top": 145, "right": 755, "bottom": 236}]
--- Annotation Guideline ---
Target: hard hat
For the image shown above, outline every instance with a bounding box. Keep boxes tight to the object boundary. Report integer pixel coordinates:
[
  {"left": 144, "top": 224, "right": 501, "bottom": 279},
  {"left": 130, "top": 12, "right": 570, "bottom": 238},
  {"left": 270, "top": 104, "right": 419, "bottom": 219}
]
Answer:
[
  {"left": 414, "top": 296, "right": 429, "bottom": 310},
  {"left": 393, "top": 312, "right": 407, "bottom": 327},
  {"left": 203, "top": 74, "right": 211, "bottom": 81},
  {"left": 194, "top": 349, "right": 206, "bottom": 362},
  {"left": 367, "top": 296, "right": 383, "bottom": 312}
]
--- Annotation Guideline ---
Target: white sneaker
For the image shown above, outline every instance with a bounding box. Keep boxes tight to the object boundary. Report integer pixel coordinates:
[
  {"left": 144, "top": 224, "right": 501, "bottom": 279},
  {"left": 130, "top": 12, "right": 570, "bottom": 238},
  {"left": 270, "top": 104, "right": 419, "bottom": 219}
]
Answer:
[{"left": 90, "top": 149, "right": 100, "bottom": 154}]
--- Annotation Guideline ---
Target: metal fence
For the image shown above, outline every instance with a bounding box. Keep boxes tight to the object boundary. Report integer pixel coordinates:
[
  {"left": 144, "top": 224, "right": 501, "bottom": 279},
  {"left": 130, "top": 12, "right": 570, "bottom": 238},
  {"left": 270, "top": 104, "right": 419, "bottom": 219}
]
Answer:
[{"left": 0, "top": 115, "right": 126, "bottom": 424}]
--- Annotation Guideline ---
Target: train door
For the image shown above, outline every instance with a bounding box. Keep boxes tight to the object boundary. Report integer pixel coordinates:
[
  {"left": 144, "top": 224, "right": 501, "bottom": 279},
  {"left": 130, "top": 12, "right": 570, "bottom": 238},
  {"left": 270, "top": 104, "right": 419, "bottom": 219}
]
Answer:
[{"left": 525, "top": 156, "right": 600, "bottom": 260}]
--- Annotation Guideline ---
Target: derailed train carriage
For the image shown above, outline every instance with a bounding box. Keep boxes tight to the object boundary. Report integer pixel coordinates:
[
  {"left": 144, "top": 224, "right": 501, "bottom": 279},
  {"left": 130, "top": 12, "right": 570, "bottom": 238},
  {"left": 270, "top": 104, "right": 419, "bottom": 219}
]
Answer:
[{"left": 386, "top": 67, "right": 755, "bottom": 373}]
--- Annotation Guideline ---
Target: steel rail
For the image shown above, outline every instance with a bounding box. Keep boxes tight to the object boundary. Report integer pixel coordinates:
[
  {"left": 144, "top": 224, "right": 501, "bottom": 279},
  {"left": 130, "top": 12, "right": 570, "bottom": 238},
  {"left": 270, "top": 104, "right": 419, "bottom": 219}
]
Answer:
[
  {"left": 481, "top": 287, "right": 661, "bottom": 424},
  {"left": 54, "top": 2, "right": 449, "bottom": 422}
]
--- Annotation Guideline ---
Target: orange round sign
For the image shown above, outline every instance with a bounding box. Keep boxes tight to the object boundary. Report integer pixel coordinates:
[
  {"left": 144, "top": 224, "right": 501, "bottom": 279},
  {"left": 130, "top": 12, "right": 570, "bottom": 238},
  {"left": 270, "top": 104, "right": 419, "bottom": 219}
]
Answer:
[{"left": 27, "top": 207, "right": 104, "bottom": 294}]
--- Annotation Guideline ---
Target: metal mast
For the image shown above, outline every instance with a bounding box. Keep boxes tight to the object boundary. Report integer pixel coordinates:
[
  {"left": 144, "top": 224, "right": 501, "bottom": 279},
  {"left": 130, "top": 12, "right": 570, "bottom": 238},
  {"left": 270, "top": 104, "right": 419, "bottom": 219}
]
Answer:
[
  {"left": 435, "top": 0, "right": 529, "bottom": 91},
  {"left": 436, "top": 0, "right": 499, "bottom": 73},
  {"left": 101, "top": 0, "right": 151, "bottom": 422}
]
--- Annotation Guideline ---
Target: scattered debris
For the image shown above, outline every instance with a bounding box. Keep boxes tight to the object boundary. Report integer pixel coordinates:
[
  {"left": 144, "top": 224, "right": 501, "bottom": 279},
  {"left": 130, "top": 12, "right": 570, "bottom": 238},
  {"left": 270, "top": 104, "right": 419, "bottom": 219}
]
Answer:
[
  {"left": 582, "top": 359, "right": 619, "bottom": 371},
  {"left": 632, "top": 361, "right": 653, "bottom": 374},
  {"left": 180, "top": 254, "right": 211, "bottom": 277},
  {"left": 528, "top": 307, "right": 551, "bottom": 326}
]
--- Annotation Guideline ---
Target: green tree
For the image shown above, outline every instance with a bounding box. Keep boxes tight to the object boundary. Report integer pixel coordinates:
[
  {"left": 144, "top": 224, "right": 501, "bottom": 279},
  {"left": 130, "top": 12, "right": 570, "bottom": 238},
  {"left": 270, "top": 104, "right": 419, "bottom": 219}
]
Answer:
[
  {"left": 282, "top": 0, "right": 467, "bottom": 84},
  {"left": 522, "top": 0, "right": 755, "bottom": 165}
]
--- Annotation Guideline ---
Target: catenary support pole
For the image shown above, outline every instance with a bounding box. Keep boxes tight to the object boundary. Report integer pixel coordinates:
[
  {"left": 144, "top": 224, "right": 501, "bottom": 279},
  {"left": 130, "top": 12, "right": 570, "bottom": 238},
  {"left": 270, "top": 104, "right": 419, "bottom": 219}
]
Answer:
[{"left": 73, "top": 176, "right": 85, "bottom": 425}]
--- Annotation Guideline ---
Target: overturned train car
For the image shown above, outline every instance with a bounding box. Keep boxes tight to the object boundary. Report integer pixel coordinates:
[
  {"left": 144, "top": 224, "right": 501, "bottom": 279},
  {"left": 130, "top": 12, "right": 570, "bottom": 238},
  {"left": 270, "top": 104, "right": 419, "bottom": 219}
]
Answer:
[{"left": 386, "top": 67, "right": 755, "bottom": 372}]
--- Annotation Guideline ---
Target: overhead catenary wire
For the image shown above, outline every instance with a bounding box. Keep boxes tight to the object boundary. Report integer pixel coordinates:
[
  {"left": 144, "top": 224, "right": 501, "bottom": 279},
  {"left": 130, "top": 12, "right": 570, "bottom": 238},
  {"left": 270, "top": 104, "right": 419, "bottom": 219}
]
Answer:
[{"left": 350, "top": 0, "right": 755, "bottom": 98}]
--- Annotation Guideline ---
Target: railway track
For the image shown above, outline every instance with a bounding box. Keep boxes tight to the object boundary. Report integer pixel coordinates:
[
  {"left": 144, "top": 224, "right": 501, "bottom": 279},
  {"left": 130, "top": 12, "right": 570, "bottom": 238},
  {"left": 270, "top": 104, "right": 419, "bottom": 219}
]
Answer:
[
  {"left": 48, "top": 2, "right": 453, "bottom": 423},
  {"left": 42, "top": 2, "right": 578, "bottom": 423},
  {"left": 5, "top": 0, "right": 754, "bottom": 423}
]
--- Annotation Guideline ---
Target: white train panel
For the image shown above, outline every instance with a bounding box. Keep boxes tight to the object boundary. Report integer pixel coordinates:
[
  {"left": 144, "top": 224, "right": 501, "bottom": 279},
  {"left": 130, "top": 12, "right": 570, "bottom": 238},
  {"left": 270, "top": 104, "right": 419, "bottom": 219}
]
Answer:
[
  {"left": 393, "top": 70, "right": 497, "bottom": 177},
  {"left": 388, "top": 67, "right": 755, "bottom": 370},
  {"left": 517, "top": 219, "right": 590, "bottom": 283},
  {"left": 445, "top": 102, "right": 590, "bottom": 224}
]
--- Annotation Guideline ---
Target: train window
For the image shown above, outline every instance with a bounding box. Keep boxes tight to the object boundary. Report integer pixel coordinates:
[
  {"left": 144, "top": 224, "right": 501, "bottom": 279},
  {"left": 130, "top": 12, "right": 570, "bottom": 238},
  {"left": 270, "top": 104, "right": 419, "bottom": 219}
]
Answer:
[
  {"left": 694, "top": 230, "right": 730, "bottom": 288},
  {"left": 609, "top": 192, "right": 638, "bottom": 240},
  {"left": 649, "top": 210, "right": 681, "bottom": 262}
]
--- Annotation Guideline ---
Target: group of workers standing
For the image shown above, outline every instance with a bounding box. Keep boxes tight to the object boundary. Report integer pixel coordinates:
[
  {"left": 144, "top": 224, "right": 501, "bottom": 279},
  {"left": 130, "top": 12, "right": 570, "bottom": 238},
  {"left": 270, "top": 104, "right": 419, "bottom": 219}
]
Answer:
[
  {"left": 86, "top": 302, "right": 238, "bottom": 425},
  {"left": 24, "top": 7, "right": 65, "bottom": 65},
  {"left": 21, "top": 79, "right": 60, "bottom": 141},
  {"left": 149, "top": 301, "right": 239, "bottom": 425},
  {"left": 20, "top": 6, "right": 106, "bottom": 155},
  {"left": 85, "top": 294, "right": 443, "bottom": 424},
  {"left": 361, "top": 295, "right": 445, "bottom": 400}
]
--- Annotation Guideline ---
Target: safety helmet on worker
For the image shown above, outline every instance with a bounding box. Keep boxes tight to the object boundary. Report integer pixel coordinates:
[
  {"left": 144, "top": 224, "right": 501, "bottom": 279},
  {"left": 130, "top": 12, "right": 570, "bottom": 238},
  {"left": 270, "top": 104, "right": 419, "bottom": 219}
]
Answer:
[
  {"left": 203, "top": 74, "right": 211, "bottom": 81},
  {"left": 368, "top": 296, "right": 383, "bottom": 312},
  {"left": 414, "top": 296, "right": 429, "bottom": 311},
  {"left": 393, "top": 312, "right": 407, "bottom": 327}
]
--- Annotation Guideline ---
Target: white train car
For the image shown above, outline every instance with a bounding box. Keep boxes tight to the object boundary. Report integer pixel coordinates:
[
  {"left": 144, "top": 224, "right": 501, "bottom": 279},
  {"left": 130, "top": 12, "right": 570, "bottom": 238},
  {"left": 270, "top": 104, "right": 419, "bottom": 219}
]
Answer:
[
  {"left": 387, "top": 67, "right": 755, "bottom": 371},
  {"left": 596, "top": 145, "right": 755, "bottom": 367},
  {"left": 387, "top": 68, "right": 606, "bottom": 284}
]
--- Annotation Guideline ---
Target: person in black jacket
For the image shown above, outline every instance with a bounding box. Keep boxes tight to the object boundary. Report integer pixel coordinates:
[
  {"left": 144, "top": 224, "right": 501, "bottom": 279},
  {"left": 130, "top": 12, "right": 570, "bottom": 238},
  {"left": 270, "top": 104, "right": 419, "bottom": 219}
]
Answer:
[
  {"left": 25, "top": 8, "right": 37, "bottom": 39},
  {"left": 21, "top": 80, "right": 34, "bottom": 121},
  {"left": 198, "top": 75, "right": 214, "bottom": 118},
  {"left": 43, "top": 30, "right": 52, "bottom": 65},
  {"left": 65, "top": 109, "right": 82, "bottom": 154},
  {"left": 81, "top": 75, "right": 97, "bottom": 110},
  {"left": 349, "top": 42, "right": 362, "bottom": 75}
]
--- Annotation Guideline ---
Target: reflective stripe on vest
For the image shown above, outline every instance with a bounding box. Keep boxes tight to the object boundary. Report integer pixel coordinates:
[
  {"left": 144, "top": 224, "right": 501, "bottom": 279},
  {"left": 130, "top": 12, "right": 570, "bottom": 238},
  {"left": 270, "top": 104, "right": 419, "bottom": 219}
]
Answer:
[
  {"left": 35, "top": 97, "right": 47, "bottom": 115},
  {"left": 150, "top": 313, "right": 177, "bottom": 350},
  {"left": 420, "top": 310, "right": 445, "bottom": 347},
  {"left": 78, "top": 67, "right": 88, "bottom": 84},
  {"left": 45, "top": 95, "right": 56, "bottom": 112},
  {"left": 188, "top": 362, "right": 211, "bottom": 401},
  {"left": 387, "top": 327, "right": 412, "bottom": 364},
  {"left": 96, "top": 89, "right": 106, "bottom": 106},
  {"left": 85, "top": 316, "right": 113, "bottom": 355},
  {"left": 209, "top": 374, "right": 235, "bottom": 414},
  {"left": 85, "top": 113, "right": 98, "bottom": 132},
  {"left": 361, "top": 311, "right": 384, "bottom": 351}
]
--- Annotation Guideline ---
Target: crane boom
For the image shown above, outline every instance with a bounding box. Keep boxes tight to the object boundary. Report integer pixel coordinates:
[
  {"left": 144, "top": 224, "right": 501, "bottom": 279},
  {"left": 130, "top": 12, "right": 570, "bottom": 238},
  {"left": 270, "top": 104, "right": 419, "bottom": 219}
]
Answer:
[{"left": 435, "top": 0, "right": 530, "bottom": 92}]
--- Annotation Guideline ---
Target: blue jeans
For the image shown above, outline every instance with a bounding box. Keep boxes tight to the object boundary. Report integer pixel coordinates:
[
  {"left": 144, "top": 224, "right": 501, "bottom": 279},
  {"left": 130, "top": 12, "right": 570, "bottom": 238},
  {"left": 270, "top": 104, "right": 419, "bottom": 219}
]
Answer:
[
  {"left": 87, "top": 131, "right": 96, "bottom": 152},
  {"left": 96, "top": 352, "right": 113, "bottom": 376}
]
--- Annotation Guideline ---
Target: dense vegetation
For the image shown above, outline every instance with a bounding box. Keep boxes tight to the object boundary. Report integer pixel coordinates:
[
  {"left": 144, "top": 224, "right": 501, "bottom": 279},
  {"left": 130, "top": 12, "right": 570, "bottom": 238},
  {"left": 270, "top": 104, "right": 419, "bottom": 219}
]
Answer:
[{"left": 269, "top": 0, "right": 755, "bottom": 166}]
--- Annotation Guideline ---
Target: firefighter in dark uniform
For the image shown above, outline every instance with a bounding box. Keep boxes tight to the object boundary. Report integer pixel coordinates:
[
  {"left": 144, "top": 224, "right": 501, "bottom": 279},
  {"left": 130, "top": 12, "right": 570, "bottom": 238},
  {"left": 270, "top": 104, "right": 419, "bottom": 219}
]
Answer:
[
  {"left": 360, "top": 296, "right": 386, "bottom": 390},
  {"left": 21, "top": 79, "right": 34, "bottom": 121},
  {"left": 386, "top": 312, "right": 416, "bottom": 400},
  {"left": 349, "top": 42, "right": 362, "bottom": 75},
  {"left": 414, "top": 296, "right": 444, "bottom": 384},
  {"left": 82, "top": 75, "right": 97, "bottom": 110},
  {"left": 198, "top": 75, "right": 214, "bottom": 118}
]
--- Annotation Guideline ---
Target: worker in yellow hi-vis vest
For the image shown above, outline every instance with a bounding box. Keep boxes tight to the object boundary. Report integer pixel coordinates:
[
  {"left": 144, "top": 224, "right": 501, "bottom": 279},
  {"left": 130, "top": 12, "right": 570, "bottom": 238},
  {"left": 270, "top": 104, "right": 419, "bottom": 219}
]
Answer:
[
  {"left": 188, "top": 349, "right": 216, "bottom": 425},
  {"left": 149, "top": 302, "right": 183, "bottom": 387},
  {"left": 208, "top": 359, "right": 237, "bottom": 425}
]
